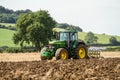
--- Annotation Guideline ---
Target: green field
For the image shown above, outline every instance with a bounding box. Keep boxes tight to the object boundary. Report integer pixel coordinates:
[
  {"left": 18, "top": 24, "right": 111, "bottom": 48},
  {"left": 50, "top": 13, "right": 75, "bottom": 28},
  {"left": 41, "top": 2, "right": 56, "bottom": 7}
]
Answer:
[
  {"left": 0, "top": 27, "right": 120, "bottom": 47},
  {"left": 96, "top": 34, "right": 120, "bottom": 44},
  {"left": 0, "top": 29, "right": 17, "bottom": 47},
  {"left": 79, "top": 32, "right": 120, "bottom": 44}
]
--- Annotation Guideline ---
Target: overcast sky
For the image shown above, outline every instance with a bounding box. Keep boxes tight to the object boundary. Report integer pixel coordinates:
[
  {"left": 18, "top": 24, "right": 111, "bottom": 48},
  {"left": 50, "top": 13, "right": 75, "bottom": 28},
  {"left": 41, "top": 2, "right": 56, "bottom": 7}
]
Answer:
[{"left": 1, "top": 0, "right": 120, "bottom": 36}]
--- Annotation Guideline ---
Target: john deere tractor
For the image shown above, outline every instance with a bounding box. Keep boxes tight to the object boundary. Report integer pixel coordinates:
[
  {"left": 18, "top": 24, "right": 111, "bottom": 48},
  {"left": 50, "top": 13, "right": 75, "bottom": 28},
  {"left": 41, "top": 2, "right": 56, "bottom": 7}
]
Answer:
[{"left": 40, "top": 28, "right": 88, "bottom": 60}]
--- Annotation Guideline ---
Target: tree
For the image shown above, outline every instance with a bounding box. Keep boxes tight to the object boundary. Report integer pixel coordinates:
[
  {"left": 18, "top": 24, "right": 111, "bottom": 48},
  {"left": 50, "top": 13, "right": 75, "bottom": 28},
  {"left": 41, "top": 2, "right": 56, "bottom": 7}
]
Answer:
[
  {"left": 13, "top": 10, "right": 56, "bottom": 51},
  {"left": 109, "top": 36, "right": 119, "bottom": 45},
  {"left": 85, "top": 32, "right": 98, "bottom": 44}
]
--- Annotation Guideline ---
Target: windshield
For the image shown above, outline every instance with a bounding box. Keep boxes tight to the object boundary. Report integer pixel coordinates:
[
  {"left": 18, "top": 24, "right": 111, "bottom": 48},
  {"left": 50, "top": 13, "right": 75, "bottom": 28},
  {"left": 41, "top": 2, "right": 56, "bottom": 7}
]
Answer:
[
  {"left": 60, "top": 32, "right": 69, "bottom": 41},
  {"left": 59, "top": 32, "right": 78, "bottom": 41}
]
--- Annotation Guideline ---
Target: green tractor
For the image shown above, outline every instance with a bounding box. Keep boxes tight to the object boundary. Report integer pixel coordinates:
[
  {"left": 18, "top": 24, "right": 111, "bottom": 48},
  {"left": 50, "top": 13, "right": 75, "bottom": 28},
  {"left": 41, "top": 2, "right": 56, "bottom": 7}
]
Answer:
[{"left": 40, "top": 28, "right": 88, "bottom": 60}]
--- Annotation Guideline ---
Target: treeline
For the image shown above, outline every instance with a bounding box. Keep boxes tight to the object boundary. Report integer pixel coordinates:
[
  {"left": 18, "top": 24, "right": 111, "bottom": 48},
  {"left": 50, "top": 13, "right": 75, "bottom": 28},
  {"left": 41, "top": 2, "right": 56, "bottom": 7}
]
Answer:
[
  {"left": 57, "top": 23, "right": 83, "bottom": 32},
  {"left": 0, "top": 46, "right": 37, "bottom": 53},
  {"left": 0, "top": 6, "right": 32, "bottom": 23},
  {"left": 0, "top": 24, "right": 16, "bottom": 31}
]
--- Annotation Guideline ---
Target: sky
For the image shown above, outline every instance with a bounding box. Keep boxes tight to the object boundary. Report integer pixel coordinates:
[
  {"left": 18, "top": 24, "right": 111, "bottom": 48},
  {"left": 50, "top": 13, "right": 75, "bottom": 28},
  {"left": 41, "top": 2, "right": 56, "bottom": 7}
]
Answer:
[{"left": 0, "top": 0, "right": 120, "bottom": 36}]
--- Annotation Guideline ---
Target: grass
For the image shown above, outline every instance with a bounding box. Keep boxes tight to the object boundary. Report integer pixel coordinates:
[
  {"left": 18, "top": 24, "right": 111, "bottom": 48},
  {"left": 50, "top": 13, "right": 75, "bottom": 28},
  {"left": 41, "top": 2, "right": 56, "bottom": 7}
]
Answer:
[
  {"left": 79, "top": 32, "right": 120, "bottom": 44},
  {"left": 0, "top": 29, "right": 18, "bottom": 47},
  {"left": 0, "top": 28, "right": 32, "bottom": 47},
  {"left": 97, "top": 34, "right": 119, "bottom": 44},
  {"left": 78, "top": 32, "right": 87, "bottom": 40},
  {"left": 95, "top": 34, "right": 120, "bottom": 44}
]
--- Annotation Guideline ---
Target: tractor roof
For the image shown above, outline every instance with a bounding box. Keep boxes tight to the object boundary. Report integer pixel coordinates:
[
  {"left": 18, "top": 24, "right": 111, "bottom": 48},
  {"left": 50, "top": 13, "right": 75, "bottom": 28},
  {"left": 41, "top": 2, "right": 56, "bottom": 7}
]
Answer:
[{"left": 53, "top": 28, "right": 77, "bottom": 33}]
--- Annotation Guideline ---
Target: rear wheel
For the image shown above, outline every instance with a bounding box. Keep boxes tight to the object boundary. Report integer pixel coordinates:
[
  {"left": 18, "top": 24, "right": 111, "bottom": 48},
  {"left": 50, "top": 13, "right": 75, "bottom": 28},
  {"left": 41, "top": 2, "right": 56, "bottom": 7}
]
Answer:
[
  {"left": 76, "top": 45, "right": 88, "bottom": 59},
  {"left": 55, "top": 48, "right": 68, "bottom": 60}
]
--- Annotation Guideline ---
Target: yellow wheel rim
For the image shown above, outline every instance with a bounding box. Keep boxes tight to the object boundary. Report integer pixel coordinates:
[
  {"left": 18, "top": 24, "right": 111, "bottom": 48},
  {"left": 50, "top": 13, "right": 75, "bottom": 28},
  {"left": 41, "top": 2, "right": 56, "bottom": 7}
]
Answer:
[
  {"left": 78, "top": 48, "right": 85, "bottom": 59},
  {"left": 61, "top": 51, "right": 67, "bottom": 60}
]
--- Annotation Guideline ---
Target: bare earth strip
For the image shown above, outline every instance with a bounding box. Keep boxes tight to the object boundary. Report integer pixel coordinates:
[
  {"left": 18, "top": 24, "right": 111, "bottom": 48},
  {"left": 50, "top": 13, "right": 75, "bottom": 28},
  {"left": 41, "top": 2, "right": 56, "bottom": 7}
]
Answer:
[
  {"left": 101, "top": 51, "right": 120, "bottom": 58},
  {"left": 0, "top": 52, "right": 40, "bottom": 62},
  {"left": 0, "top": 52, "right": 120, "bottom": 62}
]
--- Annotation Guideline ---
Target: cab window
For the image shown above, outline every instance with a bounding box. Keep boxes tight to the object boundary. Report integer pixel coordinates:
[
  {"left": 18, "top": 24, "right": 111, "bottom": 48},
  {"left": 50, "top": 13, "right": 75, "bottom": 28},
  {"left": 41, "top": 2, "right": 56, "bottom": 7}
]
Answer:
[{"left": 60, "top": 32, "right": 69, "bottom": 41}]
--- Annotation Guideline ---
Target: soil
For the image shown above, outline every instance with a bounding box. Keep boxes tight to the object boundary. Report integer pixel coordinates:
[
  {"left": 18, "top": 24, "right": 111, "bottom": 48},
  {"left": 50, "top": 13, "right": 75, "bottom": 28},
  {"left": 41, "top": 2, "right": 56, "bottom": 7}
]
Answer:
[{"left": 0, "top": 52, "right": 120, "bottom": 80}]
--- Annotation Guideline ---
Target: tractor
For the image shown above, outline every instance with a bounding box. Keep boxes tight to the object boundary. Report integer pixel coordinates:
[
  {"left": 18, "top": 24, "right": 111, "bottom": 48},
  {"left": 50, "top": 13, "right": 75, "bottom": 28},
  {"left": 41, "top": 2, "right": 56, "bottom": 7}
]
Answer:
[{"left": 40, "top": 28, "right": 88, "bottom": 60}]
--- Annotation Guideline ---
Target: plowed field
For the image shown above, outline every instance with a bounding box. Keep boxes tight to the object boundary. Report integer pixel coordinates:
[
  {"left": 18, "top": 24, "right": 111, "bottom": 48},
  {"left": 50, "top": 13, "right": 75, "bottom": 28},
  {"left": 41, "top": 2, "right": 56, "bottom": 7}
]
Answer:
[{"left": 0, "top": 52, "right": 120, "bottom": 80}]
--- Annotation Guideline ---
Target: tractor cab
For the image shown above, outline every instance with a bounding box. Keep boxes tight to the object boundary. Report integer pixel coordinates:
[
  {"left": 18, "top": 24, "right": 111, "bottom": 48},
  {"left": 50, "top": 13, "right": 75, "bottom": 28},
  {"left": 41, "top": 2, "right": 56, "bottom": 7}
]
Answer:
[
  {"left": 54, "top": 30, "right": 78, "bottom": 41},
  {"left": 53, "top": 28, "right": 78, "bottom": 48},
  {"left": 59, "top": 31, "right": 78, "bottom": 41},
  {"left": 53, "top": 28, "right": 78, "bottom": 41}
]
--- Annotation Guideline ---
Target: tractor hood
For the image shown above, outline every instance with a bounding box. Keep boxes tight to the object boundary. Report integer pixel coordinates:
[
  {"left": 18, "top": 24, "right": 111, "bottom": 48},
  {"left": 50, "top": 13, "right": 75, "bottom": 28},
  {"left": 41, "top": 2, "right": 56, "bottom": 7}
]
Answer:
[
  {"left": 49, "top": 40, "right": 66, "bottom": 45},
  {"left": 49, "top": 40, "right": 67, "bottom": 49}
]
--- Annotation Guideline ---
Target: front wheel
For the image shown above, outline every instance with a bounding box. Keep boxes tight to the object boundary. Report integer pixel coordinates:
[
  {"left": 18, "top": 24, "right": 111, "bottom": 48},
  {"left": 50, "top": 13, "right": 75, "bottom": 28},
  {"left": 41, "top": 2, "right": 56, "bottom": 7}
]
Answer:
[
  {"left": 55, "top": 48, "right": 68, "bottom": 60},
  {"left": 76, "top": 45, "right": 88, "bottom": 59},
  {"left": 40, "top": 47, "right": 48, "bottom": 60}
]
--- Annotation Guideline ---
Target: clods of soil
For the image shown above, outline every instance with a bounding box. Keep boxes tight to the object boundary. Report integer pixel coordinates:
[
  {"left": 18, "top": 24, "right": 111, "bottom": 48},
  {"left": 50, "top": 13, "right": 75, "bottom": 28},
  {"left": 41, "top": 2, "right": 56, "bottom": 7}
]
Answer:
[{"left": 0, "top": 58, "right": 120, "bottom": 80}]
